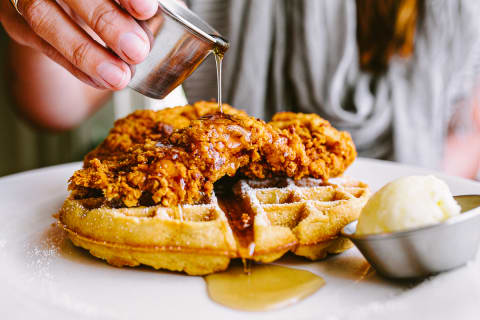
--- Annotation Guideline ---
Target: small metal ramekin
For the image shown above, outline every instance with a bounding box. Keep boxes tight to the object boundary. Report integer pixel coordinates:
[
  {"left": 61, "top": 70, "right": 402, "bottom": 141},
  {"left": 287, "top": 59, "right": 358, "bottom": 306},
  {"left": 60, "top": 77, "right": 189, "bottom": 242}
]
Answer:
[{"left": 341, "top": 195, "right": 480, "bottom": 279}]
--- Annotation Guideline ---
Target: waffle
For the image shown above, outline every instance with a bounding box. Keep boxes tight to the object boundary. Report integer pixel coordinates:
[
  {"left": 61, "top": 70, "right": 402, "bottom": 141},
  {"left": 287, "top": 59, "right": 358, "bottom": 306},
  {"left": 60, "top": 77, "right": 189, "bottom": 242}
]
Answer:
[{"left": 58, "top": 177, "right": 369, "bottom": 275}]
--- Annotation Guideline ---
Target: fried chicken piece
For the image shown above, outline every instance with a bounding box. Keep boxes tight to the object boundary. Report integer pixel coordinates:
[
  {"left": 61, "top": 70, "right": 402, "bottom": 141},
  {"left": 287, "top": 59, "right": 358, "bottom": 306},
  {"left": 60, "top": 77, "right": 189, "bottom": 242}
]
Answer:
[
  {"left": 69, "top": 105, "right": 356, "bottom": 208},
  {"left": 70, "top": 113, "right": 296, "bottom": 207},
  {"left": 244, "top": 112, "right": 356, "bottom": 180},
  {"left": 71, "top": 140, "right": 205, "bottom": 207},
  {"left": 84, "top": 101, "right": 245, "bottom": 164}
]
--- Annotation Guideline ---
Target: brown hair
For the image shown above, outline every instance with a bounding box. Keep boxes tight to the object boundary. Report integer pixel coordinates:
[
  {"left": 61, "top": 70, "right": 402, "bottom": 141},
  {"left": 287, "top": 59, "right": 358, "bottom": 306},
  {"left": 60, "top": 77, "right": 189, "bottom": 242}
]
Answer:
[{"left": 356, "top": 0, "right": 424, "bottom": 74}]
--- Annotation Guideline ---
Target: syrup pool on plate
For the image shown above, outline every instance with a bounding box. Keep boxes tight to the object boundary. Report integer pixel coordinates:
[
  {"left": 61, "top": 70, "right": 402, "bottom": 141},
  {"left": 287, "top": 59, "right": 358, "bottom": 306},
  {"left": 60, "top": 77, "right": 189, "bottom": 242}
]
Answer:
[{"left": 204, "top": 262, "right": 325, "bottom": 312}]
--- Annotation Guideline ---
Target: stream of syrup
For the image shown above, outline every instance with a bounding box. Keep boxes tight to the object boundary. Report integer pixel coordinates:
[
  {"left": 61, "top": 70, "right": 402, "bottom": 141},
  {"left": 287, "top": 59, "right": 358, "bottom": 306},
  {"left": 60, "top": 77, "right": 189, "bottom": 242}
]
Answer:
[
  {"left": 215, "top": 52, "right": 223, "bottom": 113},
  {"left": 211, "top": 35, "right": 227, "bottom": 113}
]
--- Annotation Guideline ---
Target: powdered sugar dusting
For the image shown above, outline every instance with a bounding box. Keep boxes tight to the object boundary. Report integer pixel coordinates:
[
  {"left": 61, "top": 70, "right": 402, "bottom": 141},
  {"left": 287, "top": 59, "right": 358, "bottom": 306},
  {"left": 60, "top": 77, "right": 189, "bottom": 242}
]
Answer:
[
  {"left": 24, "top": 225, "right": 64, "bottom": 281},
  {"left": 15, "top": 225, "right": 124, "bottom": 319}
]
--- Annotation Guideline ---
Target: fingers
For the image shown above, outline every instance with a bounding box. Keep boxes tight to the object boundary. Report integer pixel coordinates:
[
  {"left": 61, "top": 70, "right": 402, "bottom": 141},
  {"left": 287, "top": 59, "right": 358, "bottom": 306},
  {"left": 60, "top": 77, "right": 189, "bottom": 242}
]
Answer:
[
  {"left": 118, "top": 0, "right": 158, "bottom": 20},
  {"left": 62, "top": 0, "right": 150, "bottom": 65},
  {"left": 19, "top": 0, "right": 131, "bottom": 89},
  {"left": 38, "top": 37, "right": 106, "bottom": 89}
]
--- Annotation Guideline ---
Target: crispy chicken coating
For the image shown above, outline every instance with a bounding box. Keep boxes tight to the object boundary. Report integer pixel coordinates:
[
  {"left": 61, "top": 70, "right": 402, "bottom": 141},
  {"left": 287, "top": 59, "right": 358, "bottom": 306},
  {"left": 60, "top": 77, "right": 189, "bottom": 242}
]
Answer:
[
  {"left": 243, "top": 112, "right": 357, "bottom": 180},
  {"left": 84, "top": 101, "right": 245, "bottom": 164},
  {"left": 69, "top": 103, "right": 356, "bottom": 207}
]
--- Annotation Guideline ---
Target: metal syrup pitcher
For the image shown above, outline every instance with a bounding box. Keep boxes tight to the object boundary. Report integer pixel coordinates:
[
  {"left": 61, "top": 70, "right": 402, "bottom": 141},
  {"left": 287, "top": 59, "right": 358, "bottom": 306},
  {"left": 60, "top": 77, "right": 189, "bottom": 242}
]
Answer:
[{"left": 129, "top": 0, "right": 229, "bottom": 99}]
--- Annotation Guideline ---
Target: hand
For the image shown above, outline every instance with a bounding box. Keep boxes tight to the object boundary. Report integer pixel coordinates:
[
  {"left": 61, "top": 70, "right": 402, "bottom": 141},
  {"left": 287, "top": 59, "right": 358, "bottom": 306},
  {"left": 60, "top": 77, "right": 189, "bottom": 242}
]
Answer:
[{"left": 0, "top": 0, "right": 159, "bottom": 90}]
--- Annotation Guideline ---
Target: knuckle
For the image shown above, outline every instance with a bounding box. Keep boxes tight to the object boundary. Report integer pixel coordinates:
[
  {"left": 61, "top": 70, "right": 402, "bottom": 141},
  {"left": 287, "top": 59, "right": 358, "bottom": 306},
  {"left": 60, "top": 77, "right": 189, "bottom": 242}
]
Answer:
[
  {"left": 23, "top": 0, "right": 51, "bottom": 32},
  {"left": 71, "top": 41, "right": 92, "bottom": 67},
  {"left": 89, "top": 5, "right": 118, "bottom": 36}
]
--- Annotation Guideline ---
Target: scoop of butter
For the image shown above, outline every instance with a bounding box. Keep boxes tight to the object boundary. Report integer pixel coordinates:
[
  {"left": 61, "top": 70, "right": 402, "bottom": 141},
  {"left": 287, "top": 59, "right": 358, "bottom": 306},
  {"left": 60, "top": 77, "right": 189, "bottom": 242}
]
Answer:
[{"left": 356, "top": 175, "right": 461, "bottom": 235}]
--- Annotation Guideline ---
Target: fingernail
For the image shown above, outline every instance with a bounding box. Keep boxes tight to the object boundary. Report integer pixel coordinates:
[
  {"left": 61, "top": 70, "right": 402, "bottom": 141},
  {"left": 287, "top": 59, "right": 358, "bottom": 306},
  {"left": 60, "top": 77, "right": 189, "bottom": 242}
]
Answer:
[
  {"left": 130, "top": 0, "right": 158, "bottom": 18},
  {"left": 97, "top": 62, "right": 128, "bottom": 88},
  {"left": 118, "top": 32, "right": 149, "bottom": 62}
]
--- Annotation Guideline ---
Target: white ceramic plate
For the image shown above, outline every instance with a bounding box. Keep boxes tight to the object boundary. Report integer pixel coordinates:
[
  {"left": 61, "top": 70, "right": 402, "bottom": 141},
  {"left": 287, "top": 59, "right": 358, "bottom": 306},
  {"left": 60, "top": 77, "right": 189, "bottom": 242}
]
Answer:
[{"left": 1, "top": 158, "right": 479, "bottom": 320}]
